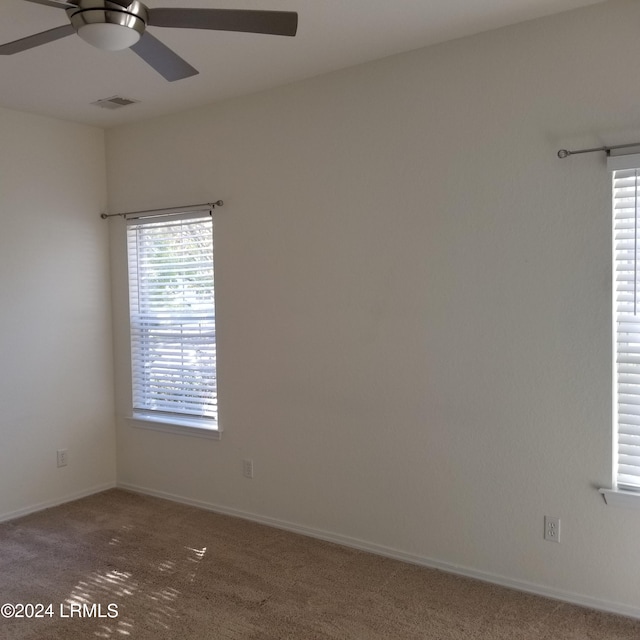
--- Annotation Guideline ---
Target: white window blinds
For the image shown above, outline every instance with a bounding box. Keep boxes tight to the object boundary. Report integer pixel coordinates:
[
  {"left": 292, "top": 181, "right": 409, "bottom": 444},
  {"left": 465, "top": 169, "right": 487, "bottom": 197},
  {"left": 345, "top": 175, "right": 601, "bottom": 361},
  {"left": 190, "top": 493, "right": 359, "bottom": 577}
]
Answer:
[
  {"left": 127, "top": 210, "right": 217, "bottom": 427},
  {"left": 611, "top": 153, "right": 640, "bottom": 488}
]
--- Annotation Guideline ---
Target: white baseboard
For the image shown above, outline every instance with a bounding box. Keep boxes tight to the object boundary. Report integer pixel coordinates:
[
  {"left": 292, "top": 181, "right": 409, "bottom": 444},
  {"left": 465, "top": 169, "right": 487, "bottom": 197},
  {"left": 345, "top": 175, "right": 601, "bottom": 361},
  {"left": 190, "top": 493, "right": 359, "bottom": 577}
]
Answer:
[
  {"left": 117, "top": 481, "right": 640, "bottom": 621},
  {"left": 0, "top": 482, "right": 117, "bottom": 524}
]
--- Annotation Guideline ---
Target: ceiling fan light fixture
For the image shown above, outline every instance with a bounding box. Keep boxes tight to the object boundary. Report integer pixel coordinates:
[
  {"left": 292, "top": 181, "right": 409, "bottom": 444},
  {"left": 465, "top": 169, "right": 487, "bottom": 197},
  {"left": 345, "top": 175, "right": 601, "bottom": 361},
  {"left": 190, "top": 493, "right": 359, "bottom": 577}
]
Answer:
[
  {"left": 69, "top": 4, "right": 148, "bottom": 51},
  {"left": 77, "top": 22, "right": 140, "bottom": 50}
]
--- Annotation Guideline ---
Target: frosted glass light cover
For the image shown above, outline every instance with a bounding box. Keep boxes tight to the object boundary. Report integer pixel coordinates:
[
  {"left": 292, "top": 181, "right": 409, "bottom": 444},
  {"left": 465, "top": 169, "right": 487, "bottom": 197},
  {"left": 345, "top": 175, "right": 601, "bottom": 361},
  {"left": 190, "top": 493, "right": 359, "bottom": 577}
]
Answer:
[{"left": 77, "top": 23, "right": 141, "bottom": 51}]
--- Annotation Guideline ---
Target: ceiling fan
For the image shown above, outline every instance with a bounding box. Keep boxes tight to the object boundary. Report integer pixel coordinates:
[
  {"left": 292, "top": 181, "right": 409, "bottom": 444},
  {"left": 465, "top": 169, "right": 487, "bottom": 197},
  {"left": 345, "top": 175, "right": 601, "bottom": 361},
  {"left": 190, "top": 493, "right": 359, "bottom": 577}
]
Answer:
[{"left": 0, "top": 0, "right": 298, "bottom": 81}]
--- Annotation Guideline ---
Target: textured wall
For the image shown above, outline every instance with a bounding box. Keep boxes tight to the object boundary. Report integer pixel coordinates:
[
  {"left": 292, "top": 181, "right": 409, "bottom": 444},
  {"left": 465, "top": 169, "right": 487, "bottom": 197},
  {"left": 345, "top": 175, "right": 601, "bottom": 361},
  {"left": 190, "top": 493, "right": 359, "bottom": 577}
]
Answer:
[{"left": 107, "top": 0, "right": 640, "bottom": 615}]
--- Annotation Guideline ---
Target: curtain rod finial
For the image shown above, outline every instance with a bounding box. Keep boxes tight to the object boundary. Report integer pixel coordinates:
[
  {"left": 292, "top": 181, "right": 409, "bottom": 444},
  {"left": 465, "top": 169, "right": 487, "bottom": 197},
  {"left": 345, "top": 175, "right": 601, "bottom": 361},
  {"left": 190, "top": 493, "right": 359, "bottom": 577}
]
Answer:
[{"left": 557, "top": 149, "right": 570, "bottom": 159}]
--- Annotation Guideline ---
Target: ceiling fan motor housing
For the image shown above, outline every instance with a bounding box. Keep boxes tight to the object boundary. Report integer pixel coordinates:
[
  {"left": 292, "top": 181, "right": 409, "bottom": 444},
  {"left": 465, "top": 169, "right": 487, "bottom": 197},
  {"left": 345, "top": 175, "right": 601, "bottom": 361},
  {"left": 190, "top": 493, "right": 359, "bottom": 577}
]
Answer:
[{"left": 67, "top": 0, "right": 149, "bottom": 50}]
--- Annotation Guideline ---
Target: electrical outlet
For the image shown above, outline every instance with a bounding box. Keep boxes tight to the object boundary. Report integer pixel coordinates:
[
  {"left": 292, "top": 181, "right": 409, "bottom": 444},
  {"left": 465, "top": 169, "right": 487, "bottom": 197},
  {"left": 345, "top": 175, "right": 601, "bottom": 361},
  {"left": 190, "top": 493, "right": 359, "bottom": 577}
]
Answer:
[
  {"left": 57, "top": 449, "right": 68, "bottom": 468},
  {"left": 544, "top": 516, "right": 560, "bottom": 542},
  {"left": 242, "top": 459, "right": 254, "bottom": 479}
]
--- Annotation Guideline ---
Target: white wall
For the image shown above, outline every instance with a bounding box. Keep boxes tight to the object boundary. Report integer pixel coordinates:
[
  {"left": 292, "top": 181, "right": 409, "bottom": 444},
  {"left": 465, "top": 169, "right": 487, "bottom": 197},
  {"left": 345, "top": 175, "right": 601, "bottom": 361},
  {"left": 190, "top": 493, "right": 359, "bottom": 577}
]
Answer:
[
  {"left": 107, "top": 0, "right": 640, "bottom": 616},
  {"left": 0, "top": 107, "right": 115, "bottom": 518}
]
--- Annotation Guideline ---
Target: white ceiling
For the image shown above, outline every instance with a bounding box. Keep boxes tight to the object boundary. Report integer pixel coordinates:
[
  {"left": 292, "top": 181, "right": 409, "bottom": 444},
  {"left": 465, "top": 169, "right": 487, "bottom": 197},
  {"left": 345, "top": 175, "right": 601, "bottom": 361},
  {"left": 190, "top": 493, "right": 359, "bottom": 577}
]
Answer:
[{"left": 0, "top": 0, "right": 605, "bottom": 128}]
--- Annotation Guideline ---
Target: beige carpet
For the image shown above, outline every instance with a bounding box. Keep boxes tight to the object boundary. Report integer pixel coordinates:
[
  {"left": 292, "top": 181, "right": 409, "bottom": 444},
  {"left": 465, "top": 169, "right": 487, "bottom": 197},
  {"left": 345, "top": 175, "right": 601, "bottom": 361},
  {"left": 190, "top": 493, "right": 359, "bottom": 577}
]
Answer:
[{"left": 0, "top": 490, "right": 638, "bottom": 639}]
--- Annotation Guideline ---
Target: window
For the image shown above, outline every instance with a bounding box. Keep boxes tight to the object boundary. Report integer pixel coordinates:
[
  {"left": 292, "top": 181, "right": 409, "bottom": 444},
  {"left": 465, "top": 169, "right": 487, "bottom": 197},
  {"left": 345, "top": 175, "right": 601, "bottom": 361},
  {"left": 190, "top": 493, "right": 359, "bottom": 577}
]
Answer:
[
  {"left": 126, "top": 208, "right": 218, "bottom": 434},
  {"left": 611, "top": 153, "right": 640, "bottom": 490}
]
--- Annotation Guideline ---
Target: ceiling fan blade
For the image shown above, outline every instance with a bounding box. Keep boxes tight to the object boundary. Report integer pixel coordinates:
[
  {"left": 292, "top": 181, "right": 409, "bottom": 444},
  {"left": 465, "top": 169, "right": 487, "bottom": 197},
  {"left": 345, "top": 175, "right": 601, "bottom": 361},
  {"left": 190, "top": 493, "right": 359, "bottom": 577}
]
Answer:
[
  {"left": 130, "top": 32, "right": 198, "bottom": 82},
  {"left": 0, "top": 23, "right": 74, "bottom": 55},
  {"left": 148, "top": 8, "right": 298, "bottom": 37},
  {"left": 22, "top": 0, "right": 76, "bottom": 8}
]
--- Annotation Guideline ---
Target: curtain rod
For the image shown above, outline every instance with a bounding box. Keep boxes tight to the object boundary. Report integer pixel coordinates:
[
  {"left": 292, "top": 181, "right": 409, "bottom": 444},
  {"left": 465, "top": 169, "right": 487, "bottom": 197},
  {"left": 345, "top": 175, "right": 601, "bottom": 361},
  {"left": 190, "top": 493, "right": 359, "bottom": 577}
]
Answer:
[
  {"left": 557, "top": 142, "right": 640, "bottom": 159},
  {"left": 100, "top": 201, "right": 223, "bottom": 220}
]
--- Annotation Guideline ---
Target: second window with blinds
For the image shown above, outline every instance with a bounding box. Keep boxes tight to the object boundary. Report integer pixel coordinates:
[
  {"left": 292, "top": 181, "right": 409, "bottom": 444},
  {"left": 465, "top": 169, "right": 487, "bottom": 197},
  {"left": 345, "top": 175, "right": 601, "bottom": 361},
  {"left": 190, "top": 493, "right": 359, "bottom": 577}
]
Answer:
[
  {"left": 126, "top": 208, "right": 219, "bottom": 436},
  {"left": 611, "top": 153, "right": 640, "bottom": 492}
]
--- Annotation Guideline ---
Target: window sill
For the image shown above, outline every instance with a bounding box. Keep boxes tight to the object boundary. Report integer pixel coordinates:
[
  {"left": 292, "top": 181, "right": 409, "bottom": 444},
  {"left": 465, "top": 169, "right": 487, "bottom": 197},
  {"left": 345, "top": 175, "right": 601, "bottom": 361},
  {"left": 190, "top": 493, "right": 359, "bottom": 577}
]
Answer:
[
  {"left": 599, "top": 488, "right": 640, "bottom": 508},
  {"left": 127, "top": 412, "right": 221, "bottom": 440}
]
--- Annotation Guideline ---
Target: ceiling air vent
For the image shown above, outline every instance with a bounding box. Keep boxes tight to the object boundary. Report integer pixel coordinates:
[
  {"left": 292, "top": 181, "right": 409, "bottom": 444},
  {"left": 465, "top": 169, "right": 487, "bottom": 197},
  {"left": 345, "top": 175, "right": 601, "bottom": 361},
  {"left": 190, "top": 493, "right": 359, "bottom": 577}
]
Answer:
[{"left": 91, "top": 96, "right": 139, "bottom": 110}]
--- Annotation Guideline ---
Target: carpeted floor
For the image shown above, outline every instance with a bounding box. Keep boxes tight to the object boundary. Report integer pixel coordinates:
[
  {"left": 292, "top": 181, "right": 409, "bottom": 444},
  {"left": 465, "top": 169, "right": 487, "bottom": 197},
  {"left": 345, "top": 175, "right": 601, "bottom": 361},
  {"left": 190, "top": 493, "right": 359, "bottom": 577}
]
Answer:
[{"left": 0, "top": 489, "right": 639, "bottom": 639}]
